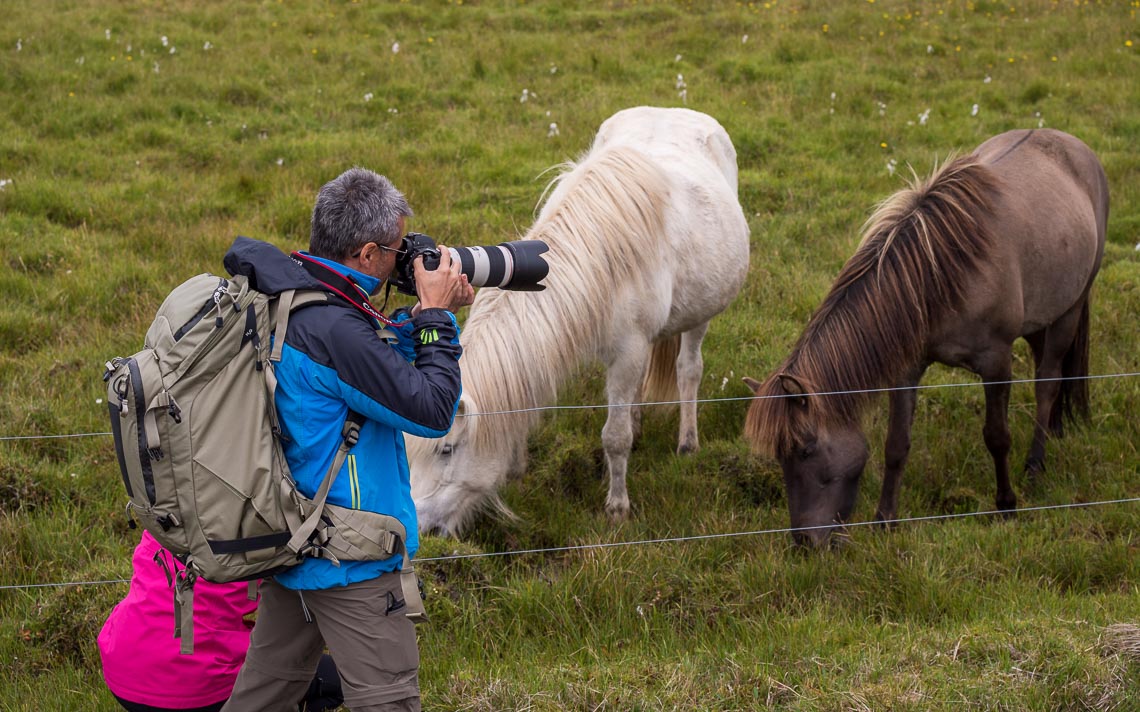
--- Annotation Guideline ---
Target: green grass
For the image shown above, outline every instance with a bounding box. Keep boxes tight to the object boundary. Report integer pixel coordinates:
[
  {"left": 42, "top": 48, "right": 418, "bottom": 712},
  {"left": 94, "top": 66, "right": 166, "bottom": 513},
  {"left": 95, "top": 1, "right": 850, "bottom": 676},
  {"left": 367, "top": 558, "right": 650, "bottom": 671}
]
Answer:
[{"left": 2, "top": 0, "right": 1139, "bottom": 710}]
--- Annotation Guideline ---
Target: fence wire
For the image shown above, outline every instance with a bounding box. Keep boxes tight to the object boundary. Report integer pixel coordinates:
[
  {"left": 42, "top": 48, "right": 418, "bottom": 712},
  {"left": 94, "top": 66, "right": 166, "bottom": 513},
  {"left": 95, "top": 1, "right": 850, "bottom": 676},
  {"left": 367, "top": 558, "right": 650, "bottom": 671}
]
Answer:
[{"left": 2, "top": 496, "right": 1137, "bottom": 592}]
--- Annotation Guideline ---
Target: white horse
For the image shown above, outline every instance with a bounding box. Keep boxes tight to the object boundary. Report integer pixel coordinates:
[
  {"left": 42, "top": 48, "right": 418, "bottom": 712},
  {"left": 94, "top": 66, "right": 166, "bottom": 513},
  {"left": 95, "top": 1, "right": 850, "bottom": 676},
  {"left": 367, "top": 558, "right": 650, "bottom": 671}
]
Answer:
[{"left": 408, "top": 106, "right": 751, "bottom": 536}]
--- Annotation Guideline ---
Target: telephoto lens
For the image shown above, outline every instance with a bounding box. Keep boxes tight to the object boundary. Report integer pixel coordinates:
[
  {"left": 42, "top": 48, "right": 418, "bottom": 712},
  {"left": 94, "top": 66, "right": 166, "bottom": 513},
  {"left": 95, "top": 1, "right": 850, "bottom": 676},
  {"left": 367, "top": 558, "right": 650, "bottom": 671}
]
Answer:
[{"left": 391, "top": 233, "right": 549, "bottom": 296}]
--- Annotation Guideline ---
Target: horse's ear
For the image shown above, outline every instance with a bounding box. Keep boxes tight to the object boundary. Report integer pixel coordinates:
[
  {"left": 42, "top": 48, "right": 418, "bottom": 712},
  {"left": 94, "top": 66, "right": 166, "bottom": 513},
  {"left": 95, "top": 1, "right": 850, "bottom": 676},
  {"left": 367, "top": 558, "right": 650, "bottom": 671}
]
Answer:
[
  {"left": 450, "top": 394, "right": 477, "bottom": 439},
  {"left": 777, "top": 373, "right": 809, "bottom": 408},
  {"left": 742, "top": 376, "right": 763, "bottom": 394}
]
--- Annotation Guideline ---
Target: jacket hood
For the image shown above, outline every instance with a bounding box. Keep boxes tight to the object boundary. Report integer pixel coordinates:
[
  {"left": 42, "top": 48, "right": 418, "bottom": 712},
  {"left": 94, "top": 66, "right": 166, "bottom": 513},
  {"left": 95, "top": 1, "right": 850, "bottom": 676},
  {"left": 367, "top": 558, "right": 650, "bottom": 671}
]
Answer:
[{"left": 223, "top": 236, "right": 327, "bottom": 295}]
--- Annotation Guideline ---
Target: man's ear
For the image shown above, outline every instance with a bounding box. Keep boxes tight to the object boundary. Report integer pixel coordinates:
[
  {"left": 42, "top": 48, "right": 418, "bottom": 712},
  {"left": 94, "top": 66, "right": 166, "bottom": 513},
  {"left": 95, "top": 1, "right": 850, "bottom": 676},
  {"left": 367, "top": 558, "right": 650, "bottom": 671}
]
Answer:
[{"left": 777, "top": 373, "right": 809, "bottom": 408}]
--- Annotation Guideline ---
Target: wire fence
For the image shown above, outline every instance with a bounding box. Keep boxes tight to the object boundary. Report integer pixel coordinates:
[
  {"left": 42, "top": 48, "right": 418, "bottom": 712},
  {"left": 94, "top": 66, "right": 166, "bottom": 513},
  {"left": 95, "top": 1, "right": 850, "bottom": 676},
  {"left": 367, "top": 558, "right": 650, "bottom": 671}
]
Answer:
[
  {"left": 2, "top": 495, "right": 1138, "bottom": 592},
  {"left": 0, "top": 370, "right": 1136, "bottom": 592},
  {"left": 2, "top": 371, "right": 1138, "bottom": 442}
]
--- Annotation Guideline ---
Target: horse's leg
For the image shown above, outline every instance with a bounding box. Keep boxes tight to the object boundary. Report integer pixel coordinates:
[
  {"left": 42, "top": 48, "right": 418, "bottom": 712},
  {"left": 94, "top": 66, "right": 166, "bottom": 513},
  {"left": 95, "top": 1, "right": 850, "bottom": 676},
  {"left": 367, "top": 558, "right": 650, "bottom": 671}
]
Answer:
[
  {"left": 1022, "top": 302, "right": 1085, "bottom": 477},
  {"left": 602, "top": 339, "right": 651, "bottom": 521},
  {"left": 875, "top": 363, "right": 928, "bottom": 525},
  {"left": 676, "top": 321, "right": 710, "bottom": 455},
  {"left": 978, "top": 351, "right": 1017, "bottom": 513}
]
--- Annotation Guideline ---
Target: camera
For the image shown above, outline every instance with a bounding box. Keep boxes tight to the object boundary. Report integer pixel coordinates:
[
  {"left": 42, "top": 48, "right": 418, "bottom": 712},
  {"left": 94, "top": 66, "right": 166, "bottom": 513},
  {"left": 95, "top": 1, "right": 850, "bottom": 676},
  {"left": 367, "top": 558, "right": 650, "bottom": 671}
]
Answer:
[{"left": 388, "top": 232, "right": 550, "bottom": 297}]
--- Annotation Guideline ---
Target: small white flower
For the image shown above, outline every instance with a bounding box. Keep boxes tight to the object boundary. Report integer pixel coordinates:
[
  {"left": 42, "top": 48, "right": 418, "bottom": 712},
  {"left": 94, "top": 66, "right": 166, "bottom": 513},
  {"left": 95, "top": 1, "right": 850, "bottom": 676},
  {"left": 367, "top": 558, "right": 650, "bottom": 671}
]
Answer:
[
  {"left": 927, "top": 44, "right": 933, "bottom": 54},
  {"left": 161, "top": 35, "right": 168, "bottom": 47},
  {"left": 76, "top": 56, "right": 85, "bottom": 65},
  {"left": 675, "top": 73, "right": 686, "bottom": 89},
  {"left": 126, "top": 44, "right": 132, "bottom": 52},
  {"left": 0, "top": 179, "right": 11, "bottom": 190},
  {"left": 720, "top": 377, "right": 728, "bottom": 391},
  {"left": 96, "top": 398, "right": 103, "bottom": 404},
  {"left": 153, "top": 61, "right": 160, "bottom": 73},
  {"left": 549, "top": 64, "right": 557, "bottom": 74},
  {"left": 259, "top": 130, "right": 268, "bottom": 140},
  {"left": 1038, "top": 118, "right": 1045, "bottom": 128},
  {"left": 206, "top": 119, "right": 212, "bottom": 126},
  {"left": 547, "top": 122, "right": 559, "bottom": 137},
  {"left": 918, "top": 108, "right": 930, "bottom": 125},
  {"left": 16, "top": 39, "right": 22, "bottom": 51},
  {"left": 520, "top": 88, "right": 530, "bottom": 103},
  {"left": 276, "top": 157, "right": 284, "bottom": 166},
  {"left": 391, "top": 42, "right": 400, "bottom": 53},
  {"left": 388, "top": 107, "right": 398, "bottom": 114},
  {"left": 1134, "top": 242, "right": 1140, "bottom": 251},
  {"left": 877, "top": 101, "right": 887, "bottom": 117},
  {"left": 674, "top": 54, "right": 682, "bottom": 62},
  {"left": 970, "top": 103, "right": 979, "bottom": 116},
  {"left": 70, "top": 473, "right": 78, "bottom": 479},
  {"left": 203, "top": 41, "right": 213, "bottom": 50},
  {"left": 636, "top": 605, "right": 645, "bottom": 617},
  {"left": 364, "top": 92, "right": 373, "bottom": 102},
  {"left": 169, "top": 46, "right": 176, "bottom": 54},
  {"left": 742, "top": 34, "right": 749, "bottom": 43},
  {"left": 105, "top": 29, "right": 111, "bottom": 40},
  {"left": 678, "top": 88, "right": 687, "bottom": 104},
  {"left": 983, "top": 75, "right": 992, "bottom": 83},
  {"left": 886, "top": 158, "right": 898, "bottom": 176}
]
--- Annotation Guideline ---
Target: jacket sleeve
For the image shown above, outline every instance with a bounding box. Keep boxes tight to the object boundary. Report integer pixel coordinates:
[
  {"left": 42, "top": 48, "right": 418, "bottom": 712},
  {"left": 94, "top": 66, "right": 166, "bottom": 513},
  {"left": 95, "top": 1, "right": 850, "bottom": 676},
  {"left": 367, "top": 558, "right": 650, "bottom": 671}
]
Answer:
[{"left": 309, "top": 309, "right": 463, "bottom": 437}]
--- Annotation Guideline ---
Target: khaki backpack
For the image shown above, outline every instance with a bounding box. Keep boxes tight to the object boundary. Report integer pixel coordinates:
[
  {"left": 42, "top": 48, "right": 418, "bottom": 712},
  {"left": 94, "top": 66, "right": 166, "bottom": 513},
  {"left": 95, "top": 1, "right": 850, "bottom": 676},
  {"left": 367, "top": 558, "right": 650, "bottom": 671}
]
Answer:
[{"left": 104, "top": 273, "right": 426, "bottom": 653}]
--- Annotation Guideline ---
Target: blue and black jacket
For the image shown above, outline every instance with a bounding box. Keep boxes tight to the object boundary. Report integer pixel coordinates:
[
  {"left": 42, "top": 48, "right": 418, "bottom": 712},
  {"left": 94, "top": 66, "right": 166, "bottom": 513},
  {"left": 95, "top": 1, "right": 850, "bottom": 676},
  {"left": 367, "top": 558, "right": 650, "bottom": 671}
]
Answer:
[{"left": 224, "top": 236, "right": 462, "bottom": 590}]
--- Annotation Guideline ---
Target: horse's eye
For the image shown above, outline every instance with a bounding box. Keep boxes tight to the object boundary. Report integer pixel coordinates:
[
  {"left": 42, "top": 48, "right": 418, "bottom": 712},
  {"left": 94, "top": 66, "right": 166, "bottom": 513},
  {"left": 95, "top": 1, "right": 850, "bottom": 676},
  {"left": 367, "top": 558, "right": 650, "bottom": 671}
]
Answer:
[
  {"left": 800, "top": 442, "right": 816, "bottom": 459},
  {"left": 440, "top": 443, "right": 454, "bottom": 456}
]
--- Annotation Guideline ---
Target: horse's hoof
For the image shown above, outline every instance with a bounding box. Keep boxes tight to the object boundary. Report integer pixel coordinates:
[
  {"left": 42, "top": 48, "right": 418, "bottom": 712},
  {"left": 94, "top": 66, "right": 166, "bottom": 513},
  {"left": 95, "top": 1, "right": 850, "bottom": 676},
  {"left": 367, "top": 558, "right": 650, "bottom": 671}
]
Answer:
[
  {"left": 605, "top": 498, "right": 630, "bottom": 523},
  {"left": 676, "top": 441, "right": 698, "bottom": 456}
]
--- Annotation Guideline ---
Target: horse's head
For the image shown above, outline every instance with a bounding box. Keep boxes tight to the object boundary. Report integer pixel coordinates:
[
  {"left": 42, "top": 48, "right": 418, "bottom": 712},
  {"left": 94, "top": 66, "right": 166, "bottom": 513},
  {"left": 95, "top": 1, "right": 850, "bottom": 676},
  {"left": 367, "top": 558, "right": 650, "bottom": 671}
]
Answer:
[
  {"left": 408, "top": 394, "right": 516, "bottom": 537},
  {"left": 743, "top": 373, "right": 869, "bottom": 548}
]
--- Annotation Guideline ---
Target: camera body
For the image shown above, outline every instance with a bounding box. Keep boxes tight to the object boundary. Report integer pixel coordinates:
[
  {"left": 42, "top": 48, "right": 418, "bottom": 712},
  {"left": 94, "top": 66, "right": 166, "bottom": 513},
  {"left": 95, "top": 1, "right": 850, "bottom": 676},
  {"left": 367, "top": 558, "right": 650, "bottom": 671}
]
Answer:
[{"left": 388, "top": 232, "right": 550, "bottom": 296}]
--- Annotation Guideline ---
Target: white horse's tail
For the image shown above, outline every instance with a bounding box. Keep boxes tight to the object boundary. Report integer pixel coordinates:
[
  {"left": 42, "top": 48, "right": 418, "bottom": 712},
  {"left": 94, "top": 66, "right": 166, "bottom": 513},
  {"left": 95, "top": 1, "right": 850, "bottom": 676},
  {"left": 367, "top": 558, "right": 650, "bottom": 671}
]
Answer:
[{"left": 642, "top": 335, "right": 680, "bottom": 403}]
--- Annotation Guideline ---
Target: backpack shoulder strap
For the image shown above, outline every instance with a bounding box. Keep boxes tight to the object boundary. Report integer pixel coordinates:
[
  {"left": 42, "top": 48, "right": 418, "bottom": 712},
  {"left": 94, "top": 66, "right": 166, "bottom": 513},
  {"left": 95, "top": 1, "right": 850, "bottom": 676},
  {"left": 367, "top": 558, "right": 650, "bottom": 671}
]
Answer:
[{"left": 269, "top": 289, "right": 329, "bottom": 363}]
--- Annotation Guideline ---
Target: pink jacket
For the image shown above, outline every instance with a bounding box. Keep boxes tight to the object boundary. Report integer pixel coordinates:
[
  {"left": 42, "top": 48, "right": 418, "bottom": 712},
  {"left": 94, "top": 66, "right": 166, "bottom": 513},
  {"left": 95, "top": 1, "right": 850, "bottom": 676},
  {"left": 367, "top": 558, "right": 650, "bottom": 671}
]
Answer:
[{"left": 98, "top": 531, "right": 258, "bottom": 708}]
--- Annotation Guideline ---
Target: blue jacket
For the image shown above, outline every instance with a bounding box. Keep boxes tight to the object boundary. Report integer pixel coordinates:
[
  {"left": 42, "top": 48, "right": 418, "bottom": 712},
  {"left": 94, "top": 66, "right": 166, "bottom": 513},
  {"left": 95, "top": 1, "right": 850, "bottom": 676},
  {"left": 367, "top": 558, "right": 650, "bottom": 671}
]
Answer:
[{"left": 223, "top": 237, "right": 462, "bottom": 590}]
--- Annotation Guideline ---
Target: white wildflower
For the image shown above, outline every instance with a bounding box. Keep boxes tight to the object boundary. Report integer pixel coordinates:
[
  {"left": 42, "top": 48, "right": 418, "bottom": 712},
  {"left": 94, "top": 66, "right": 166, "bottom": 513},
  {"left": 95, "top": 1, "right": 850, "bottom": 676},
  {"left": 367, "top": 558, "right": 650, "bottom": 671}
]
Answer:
[
  {"left": 16, "top": 39, "right": 22, "bottom": 51},
  {"left": 203, "top": 41, "right": 213, "bottom": 50},
  {"left": 550, "top": 64, "right": 557, "bottom": 74},
  {"left": 388, "top": 107, "right": 398, "bottom": 114},
  {"left": 520, "top": 88, "right": 530, "bottom": 103},
  {"left": 983, "top": 75, "right": 991, "bottom": 83},
  {"left": 161, "top": 35, "right": 168, "bottom": 47},
  {"left": 918, "top": 108, "right": 930, "bottom": 125},
  {"left": 0, "top": 179, "right": 11, "bottom": 190},
  {"left": 276, "top": 157, "right": 284, "bottom": 166},
  {"left": 927, "top": 44, "right": 933, "bottom": 54},
  {"left": 678, "top": 88, "right": 687, "bottom": 104},
  {"left": 77, "top": 56, "right": 85, "bottom": 65},
  {"left": 96, "top": 398, "right": 103, "bottom": 404},
  {"left": 105, "top": 29, "right": 111, "bottom": 40},
  {"left": 674, "top": 54, "right": 682, "bottom": 62},
  {"left": 364, "top": 92, "right": 373, "bottom": 102},
  {"left": 675, "top": 73, "right": 686, "bottom": 90},
  {"left": 636, "top": 605, "right": 645, "bottom": 617},
  {"left": 720, "top": 377, "right": 729, "bottom": 391},
  {"left": 153, "top": 61, "right": 160, "bottom": 73},
  {"left": 1134, "top": 243, "right": 1140, "bottom": 251},
  {"left": 886, "top": 158, "right": 898, "bottom": 176},
  {"left": 70, "top": 473, "right": 78, "bottom": 479},
  {"left": 970, "top": 103, "right": 979, "bottom": 116},
  {"left": 547, "top": 122, "right": 559, "bottom": 137},
  {"left": 742, "top": 34, "right": 749, "bottom": 43},
  {"left": 126, "top": 44, "right": 132, "bottom": 52},
  {"left": 877, "top": 101, "right": 887, "bottom": 116},
  {"left": 391, "top": 42, "right": 400, "bottom": 53},
  {"left": 169, "top": 46, "right": 176, "bottom": 54}
]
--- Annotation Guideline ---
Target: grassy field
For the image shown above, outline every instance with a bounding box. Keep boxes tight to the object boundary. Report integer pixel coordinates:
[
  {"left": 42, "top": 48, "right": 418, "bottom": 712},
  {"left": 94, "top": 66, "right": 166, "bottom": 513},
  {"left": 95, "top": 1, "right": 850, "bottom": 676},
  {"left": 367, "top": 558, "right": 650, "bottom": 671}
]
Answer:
[{"left": 2, "top": 0, "right": 1138, "bottom": 709}]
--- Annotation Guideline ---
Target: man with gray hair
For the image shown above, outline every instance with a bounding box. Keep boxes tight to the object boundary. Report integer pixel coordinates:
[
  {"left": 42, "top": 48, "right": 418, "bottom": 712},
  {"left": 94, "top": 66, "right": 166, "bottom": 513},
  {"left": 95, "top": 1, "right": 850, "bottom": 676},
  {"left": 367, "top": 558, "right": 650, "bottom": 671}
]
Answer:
[{"left": 222, "top": 167, "right": 473, "bottom": 711}]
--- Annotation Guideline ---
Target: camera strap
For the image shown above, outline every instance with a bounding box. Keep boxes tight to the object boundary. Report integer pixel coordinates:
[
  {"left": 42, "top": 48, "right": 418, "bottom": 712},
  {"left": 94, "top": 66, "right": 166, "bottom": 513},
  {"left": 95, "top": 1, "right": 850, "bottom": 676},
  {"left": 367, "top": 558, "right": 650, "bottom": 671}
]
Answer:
[{"left": 290, "top": 252, "right": 398, "bottom": 327}]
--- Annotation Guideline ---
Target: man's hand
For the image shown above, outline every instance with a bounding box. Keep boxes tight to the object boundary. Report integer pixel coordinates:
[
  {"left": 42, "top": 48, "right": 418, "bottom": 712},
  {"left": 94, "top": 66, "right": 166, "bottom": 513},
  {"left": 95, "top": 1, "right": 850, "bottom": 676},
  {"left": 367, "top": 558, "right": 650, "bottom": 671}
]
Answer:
[{"left": 412, "top": 246, "right": 475, "bottom": 313}]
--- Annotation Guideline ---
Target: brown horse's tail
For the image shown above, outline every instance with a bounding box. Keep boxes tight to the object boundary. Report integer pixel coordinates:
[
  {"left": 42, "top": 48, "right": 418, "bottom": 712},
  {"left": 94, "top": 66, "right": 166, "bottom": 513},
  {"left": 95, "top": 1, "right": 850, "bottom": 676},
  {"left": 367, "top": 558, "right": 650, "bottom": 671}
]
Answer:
[
  {"left": 1052, "top": 296, "right": 1092, "bottom": 433},
  {"left": 642, "top": 335, "right": 680, "bottom": 403}
]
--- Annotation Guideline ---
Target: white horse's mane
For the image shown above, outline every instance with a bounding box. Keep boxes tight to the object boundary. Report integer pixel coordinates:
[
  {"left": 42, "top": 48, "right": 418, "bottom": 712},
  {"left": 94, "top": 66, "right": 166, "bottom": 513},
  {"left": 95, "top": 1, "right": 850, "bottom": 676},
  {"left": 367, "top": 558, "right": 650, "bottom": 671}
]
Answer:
[{"left": 458, "top": 144, "right": 673, "bottom": 452}]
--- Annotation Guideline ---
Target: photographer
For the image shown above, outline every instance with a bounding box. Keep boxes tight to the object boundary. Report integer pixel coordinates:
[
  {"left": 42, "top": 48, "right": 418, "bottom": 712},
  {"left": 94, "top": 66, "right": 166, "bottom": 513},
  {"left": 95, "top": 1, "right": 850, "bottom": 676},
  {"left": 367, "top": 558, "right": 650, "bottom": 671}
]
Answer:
[{"left": 221, "top": 168, "right": 473, "bottom": 712}]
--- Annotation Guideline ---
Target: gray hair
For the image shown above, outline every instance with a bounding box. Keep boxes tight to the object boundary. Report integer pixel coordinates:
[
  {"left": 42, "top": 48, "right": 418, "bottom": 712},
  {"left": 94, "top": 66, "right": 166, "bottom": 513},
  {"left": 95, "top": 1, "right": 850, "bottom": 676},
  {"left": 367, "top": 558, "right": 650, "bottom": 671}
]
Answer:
[{"left": 309, "top": 167, "right": 413, "bottom": 259}]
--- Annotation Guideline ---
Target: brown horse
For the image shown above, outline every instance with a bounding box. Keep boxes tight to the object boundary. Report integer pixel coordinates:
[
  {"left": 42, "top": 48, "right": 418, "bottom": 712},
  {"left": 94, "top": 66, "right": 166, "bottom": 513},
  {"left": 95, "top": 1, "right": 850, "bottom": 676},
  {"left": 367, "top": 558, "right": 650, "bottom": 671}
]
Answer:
[{"left": 743, "top": 129, "right": 1108, "bottom": 547}]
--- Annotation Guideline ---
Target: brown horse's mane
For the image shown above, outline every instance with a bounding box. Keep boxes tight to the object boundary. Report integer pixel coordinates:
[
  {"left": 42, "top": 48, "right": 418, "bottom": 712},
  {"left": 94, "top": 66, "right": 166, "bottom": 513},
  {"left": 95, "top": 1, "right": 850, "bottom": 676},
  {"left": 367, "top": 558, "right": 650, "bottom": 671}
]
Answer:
[{"left": 745, "top": 155, "right": 1002, "bottom": 457}]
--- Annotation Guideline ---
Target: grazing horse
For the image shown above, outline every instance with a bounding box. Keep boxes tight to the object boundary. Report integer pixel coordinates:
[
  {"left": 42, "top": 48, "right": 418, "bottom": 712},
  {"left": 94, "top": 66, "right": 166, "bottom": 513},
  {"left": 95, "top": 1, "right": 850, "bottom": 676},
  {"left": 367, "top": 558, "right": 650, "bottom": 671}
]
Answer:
[
  {"left": 409, "top": 106, "right": 750, "bottom": 536},
  {"left": 743, "top": 129, "right": 1108, "bottom": 547}
]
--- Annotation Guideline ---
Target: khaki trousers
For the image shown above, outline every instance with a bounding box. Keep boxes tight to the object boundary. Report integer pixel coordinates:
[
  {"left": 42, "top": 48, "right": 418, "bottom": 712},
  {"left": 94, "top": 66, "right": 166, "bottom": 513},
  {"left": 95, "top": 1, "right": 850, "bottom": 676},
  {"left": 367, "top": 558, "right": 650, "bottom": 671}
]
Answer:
[{"left": 221, "top": 572, "right": 420, "bottom": 712}]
